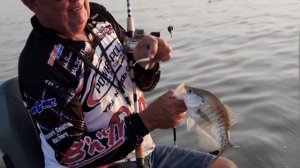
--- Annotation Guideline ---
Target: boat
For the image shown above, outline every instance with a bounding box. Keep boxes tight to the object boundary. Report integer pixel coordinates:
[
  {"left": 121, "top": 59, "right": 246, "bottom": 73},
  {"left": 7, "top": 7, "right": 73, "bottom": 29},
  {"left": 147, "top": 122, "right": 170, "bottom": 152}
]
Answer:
[{"left": 0, "top": 77, "right": 44, "bottom": 168}]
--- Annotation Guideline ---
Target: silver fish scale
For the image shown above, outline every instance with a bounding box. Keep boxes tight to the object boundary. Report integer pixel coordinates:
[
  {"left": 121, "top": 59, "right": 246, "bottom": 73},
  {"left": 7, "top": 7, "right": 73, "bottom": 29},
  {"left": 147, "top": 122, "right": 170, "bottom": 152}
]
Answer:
[
  {"left": 202, "top": 105, "right": 222, "bottom": 123},
  {"left": 183, "top": 92, "right": 205, "bottom": 109},
  {"left": 203, "top": 108, "right": 229, "bottom": 148}
]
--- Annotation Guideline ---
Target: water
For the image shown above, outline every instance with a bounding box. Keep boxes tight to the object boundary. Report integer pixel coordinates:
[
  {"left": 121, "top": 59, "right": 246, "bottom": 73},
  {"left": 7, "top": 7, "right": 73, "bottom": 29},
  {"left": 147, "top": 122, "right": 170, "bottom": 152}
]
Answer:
[{"left": 0, "top": 0, "right": 299, "bottom": 167}]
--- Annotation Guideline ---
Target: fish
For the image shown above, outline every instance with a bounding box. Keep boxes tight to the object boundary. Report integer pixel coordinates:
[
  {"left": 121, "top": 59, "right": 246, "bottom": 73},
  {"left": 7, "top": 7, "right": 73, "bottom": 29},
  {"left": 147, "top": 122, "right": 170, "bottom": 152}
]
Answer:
[{"left": 173, "top": 83, "right": 239, "bottom": 156}]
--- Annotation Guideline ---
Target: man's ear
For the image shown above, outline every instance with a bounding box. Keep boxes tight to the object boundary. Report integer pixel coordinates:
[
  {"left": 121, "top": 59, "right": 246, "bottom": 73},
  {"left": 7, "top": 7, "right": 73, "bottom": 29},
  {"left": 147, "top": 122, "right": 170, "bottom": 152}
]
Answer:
[{"left": 21, "top": 0, "right": 38, "bottom": 12}]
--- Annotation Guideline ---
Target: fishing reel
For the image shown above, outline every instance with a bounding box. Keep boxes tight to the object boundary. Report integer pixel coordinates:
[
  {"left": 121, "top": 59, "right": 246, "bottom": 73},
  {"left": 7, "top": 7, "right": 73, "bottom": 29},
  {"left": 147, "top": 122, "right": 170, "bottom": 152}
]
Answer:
[
  {"left": 123, "top": 25, "right": 174, "bottom": 56},
  {"left": 123, "top": 29, "right": 161, "bottom": 56},
  {"left": 123, "top": 29, "right": 145, "bottom": 55}
]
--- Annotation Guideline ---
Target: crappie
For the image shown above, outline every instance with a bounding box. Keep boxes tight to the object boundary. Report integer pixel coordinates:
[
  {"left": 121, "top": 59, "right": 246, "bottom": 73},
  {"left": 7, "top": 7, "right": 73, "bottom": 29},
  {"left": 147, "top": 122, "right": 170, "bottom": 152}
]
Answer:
[{"left": 174, "top": 83, "right": 238, "bottom": 155}]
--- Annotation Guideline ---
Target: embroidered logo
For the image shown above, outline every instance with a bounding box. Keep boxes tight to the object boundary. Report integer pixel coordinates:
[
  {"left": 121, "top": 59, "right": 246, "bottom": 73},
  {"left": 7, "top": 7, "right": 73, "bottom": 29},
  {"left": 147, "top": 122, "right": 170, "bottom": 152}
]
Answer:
[
  {"left": 30, "top": 98, "right": 57, "bottom": 115},
  {"left": 48, "top": 44, "right": 64, "bottom": 66}
]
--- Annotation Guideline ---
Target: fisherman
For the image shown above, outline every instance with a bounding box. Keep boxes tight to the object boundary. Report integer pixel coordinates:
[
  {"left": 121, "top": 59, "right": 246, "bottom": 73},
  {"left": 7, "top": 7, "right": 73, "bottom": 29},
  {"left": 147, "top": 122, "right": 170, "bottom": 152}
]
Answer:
[{"left": 19, "top": 0, "right": 238, "bottom": 167}]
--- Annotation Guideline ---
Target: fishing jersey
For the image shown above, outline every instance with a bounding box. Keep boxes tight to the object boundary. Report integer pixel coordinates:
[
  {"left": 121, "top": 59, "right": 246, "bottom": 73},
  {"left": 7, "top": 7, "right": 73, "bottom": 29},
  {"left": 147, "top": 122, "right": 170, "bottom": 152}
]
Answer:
[{"left": 18, "top": 3, "right": 160, "bottom": 168}]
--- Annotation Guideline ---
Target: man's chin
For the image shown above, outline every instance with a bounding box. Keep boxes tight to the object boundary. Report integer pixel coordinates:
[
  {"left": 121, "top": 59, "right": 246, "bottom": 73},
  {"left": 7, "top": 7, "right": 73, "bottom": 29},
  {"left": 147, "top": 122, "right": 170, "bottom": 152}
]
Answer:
[{"left": 69, "top": 19, "right": 87, "bottom": 31}]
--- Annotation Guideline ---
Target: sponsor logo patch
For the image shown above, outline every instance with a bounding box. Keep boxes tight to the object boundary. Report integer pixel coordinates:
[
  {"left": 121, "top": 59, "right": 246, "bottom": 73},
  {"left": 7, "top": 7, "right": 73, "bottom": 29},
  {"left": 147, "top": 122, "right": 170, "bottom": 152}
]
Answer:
[
  {"left": 30, "top": 98, "right": 57, "bottom": 115},
  {"left": 61, "top": 120, "right": 125, "bottom": 166},
  {"left": 48, "top": 44, "right": 64, "bottom": 66}
]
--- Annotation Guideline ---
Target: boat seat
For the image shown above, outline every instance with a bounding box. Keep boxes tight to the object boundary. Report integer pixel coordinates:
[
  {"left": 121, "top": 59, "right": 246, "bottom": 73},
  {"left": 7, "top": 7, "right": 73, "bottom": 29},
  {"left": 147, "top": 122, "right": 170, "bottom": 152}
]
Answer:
[{"left": 0, "top": 77, "right": 44, "bottom": 168}]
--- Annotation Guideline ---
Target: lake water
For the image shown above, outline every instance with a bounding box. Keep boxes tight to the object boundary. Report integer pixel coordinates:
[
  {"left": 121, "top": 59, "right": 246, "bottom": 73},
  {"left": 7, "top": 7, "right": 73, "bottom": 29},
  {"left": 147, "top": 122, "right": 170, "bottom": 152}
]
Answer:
[{"left": 1, "top": 0, "right": 299, "bottom": 167}]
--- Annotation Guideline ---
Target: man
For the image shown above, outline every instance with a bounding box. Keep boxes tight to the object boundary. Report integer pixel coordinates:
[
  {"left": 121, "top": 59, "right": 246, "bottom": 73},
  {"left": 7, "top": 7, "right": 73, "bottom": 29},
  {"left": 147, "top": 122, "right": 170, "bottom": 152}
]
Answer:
[{"left": 19, "top": 0, "right": 237, "bottom": 167}]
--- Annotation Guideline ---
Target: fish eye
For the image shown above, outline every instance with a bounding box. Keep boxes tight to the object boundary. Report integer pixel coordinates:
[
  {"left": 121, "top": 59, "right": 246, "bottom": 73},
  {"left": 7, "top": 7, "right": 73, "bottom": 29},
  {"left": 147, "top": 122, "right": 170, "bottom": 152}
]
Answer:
[{"left": 188, "top": 90, "right": 192, "bottom": 93}]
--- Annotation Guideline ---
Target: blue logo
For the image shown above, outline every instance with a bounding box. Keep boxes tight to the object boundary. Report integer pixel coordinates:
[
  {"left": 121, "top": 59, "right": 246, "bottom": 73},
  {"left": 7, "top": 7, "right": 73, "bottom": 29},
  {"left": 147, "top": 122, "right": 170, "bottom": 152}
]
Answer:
[
  {"left": 56, "top": 44, "right": 64, "bottom": 59},
  {"left": 30, "top": 98, "right": 57, "bottom": 115}
]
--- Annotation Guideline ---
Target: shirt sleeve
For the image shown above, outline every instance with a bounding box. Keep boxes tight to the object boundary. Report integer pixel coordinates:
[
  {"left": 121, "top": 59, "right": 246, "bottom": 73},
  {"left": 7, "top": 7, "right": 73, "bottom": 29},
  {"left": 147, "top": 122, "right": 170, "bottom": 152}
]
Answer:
[{"left": 133, "top": 62, "right": 161, "bottom": 92}]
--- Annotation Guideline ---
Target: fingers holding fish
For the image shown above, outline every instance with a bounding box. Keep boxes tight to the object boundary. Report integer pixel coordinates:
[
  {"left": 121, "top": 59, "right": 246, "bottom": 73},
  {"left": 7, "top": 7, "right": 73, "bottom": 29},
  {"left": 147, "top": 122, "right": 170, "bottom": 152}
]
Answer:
[
  {"left": 139, "top": 90, "right": 187, "bottom": 131},
  {"left": 175, "top": 111, "right": 186, "bottom": 126},
  {"left": 166, "top": 91, "right": 187, "bottom": 127}
]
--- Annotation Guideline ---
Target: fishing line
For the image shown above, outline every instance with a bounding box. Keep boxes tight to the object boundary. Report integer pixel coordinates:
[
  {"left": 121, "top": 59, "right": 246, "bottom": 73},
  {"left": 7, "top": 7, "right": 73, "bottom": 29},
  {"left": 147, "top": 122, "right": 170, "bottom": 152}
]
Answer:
[
  {"left": 133, "top": 57, "right": 150, "bottom": 69},
  {"left": 166, "top": 25, "right": 177, "bottom": 148},
  {"left": 173, "top": 127, "right": 177, "bottom": 147}
]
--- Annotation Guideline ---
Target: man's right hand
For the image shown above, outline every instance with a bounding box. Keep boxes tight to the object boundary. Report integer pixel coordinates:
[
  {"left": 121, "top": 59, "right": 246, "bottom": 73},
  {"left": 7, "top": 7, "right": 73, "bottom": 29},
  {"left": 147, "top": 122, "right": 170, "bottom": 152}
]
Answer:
[{"left": 139, "top": 90, "right": 187, "bottom": 132}]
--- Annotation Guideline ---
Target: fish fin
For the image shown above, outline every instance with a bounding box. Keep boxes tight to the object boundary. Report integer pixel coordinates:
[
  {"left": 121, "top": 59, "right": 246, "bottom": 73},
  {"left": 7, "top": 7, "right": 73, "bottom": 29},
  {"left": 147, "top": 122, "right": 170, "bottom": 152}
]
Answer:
[
  {"left": 195, "top": 126, "right": 220, "bottom": 152},
  {"left": 199, "top": 122, "right": 220, "bottom": 143},
  {"left": 225, "top": 105, "right": 241, "bottom": 126},
  {"left": 187, "top": 117, "right": 196, "bottom": 132},
  {"left": 232, "top": 145, "right": 240, "bottom": 148}
]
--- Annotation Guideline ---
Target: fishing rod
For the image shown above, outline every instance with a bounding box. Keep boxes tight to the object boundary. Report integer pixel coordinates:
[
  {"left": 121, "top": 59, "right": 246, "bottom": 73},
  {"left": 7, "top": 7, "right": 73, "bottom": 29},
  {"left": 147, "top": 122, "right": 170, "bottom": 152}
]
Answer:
[
  {"left": 124, "top": 0, "right": 146, "bottom": 167},
  {"left": 124, "top": 1, "right": 175, "bottom": 167}
]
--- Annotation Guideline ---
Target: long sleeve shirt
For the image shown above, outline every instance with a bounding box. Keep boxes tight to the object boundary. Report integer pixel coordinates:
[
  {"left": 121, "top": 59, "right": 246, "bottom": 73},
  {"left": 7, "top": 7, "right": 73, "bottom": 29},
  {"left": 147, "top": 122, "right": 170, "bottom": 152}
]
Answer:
[{"left": 18, "top": 3, "right": 160, "bottom": 168}]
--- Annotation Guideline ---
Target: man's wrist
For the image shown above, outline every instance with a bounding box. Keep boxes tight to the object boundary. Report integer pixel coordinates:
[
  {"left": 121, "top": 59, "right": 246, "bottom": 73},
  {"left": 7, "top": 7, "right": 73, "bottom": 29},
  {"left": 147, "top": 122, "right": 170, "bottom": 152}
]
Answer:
[
  {"left": 138, "top": 110, "right": 155, "bottom": 132},
  {"left": 125, "top": 113, "right": 150, "bottom": 137}
]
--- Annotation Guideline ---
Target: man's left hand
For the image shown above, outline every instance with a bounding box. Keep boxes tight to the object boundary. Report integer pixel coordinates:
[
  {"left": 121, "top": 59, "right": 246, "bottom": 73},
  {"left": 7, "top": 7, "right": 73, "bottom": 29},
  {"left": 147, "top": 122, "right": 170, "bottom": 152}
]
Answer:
[{"left": 133, "top": 35, "right": 172, "bottom": 69}]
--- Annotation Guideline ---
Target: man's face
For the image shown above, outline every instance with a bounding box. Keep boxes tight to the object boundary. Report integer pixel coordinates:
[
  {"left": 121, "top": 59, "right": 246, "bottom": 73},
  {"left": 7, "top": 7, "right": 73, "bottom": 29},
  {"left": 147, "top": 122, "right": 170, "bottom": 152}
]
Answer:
[{"left": 33, "top": 0, "right": 90, "bottom": 38}]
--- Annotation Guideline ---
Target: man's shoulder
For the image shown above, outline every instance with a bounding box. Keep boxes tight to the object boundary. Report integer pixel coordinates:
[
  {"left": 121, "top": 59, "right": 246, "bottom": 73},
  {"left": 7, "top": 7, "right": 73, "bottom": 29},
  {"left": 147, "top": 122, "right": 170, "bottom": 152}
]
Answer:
[
  {"left": 18, "top": 29, "right": 58, "bottom": 79},
  {"left": 89, "top": 2, "right": 107, "bottom": 14},
  {"left": 89, "top": 2, "right": 113, "bottom": 22},
  {"left": 20, "top": 31, "right": 53, "bottom": 61}
]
